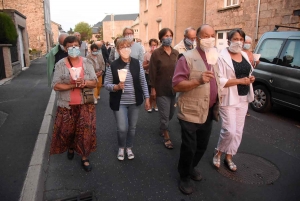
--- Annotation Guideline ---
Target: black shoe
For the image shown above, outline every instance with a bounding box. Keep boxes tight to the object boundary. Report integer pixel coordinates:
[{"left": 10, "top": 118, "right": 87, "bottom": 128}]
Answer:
[
  {"left": 81, "top": 159, "right": 92, "bottom": 172},
  {"left": 179, "top": 177, "right": 194, "bottom": 195},
  {"left": 190, "top": 168, "right": 203, "bottom": 181},
  {"left": 67, "top": 149, "right": 74, "bottom": 160}
]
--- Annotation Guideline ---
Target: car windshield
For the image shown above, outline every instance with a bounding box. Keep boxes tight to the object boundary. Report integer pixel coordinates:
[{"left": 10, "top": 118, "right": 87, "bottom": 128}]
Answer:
[{"left": 257, "top": 39, "right": 284, "bottom": 64}]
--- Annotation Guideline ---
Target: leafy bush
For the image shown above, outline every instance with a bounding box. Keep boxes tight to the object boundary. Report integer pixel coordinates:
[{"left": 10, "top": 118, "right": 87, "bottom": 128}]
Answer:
[{"left": 0, "top": 13, "right": 18, "bottom": 45}]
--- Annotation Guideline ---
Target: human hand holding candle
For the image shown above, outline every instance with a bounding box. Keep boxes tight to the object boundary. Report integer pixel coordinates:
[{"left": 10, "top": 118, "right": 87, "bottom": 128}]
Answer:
[
  {"left": 117, "top": 69, "right": 128, "bottom": 93},
  {"left": 69, "top": 67, "right": 82, "bottom": 87}
]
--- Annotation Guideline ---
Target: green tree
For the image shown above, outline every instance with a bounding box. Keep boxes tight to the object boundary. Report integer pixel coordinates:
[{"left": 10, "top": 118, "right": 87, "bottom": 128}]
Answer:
[
  {"left": 67, "top": 28, "right": 74, "bottom": 35},
  {"left": 0, "top": 13, "right": 18, "bottom": 45},
  {"left": 74, "top": 22, "right": 92, "bottom": 41}
]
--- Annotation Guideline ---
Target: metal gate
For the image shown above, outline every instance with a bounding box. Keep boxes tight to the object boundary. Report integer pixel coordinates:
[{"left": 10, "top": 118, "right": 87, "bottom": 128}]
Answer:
[{"left": 0, "top": 47, "right": 6, "bottom": 80}]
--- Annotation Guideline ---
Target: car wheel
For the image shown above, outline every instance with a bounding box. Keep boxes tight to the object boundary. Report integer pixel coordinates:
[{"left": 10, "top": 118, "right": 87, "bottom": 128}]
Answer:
[{"left": 250, "top": 85, "right": 272, "bottom": 113}]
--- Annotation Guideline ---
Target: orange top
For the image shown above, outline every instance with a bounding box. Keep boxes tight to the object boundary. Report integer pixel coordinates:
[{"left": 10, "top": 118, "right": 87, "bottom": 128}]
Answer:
[{"left": 65, "top": 57, "right": 84, "bottom": 105}]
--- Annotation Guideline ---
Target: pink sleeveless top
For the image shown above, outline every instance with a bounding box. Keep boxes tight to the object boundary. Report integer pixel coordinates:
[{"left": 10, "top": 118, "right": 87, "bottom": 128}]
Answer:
[{"left": 65, "top": 57, "right": 84, "bottom": 105}]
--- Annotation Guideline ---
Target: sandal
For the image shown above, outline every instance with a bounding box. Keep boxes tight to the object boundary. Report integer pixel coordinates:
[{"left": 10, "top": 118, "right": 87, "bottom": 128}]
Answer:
[
  {"left": 224, "top": 158, "right": 237, "bottom": 172},
  {"left": 163, "top": 139, "right": 173, "bottom": 149},
  {"left": 81, "top": 159, "right": 92, "bottom": 172},
  {"left": 213, "top": 152, "right": 220, "bottom": 169}
]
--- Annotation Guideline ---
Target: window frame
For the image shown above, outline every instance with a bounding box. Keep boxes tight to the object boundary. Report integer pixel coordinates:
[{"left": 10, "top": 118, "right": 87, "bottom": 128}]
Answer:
[{"left": 224, "top": 0, "right": 239, "bottom": 7}]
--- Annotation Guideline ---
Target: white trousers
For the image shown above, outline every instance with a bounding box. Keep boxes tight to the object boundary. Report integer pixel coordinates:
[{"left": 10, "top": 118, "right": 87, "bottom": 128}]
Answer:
[{"left": 217, "top": 96, "right": 248, "bottom": 155}]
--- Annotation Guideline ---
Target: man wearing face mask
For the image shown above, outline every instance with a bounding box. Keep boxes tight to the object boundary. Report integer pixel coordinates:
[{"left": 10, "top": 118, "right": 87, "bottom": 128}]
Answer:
[
  {"left": 173, "top": 24, "right": 221, "bottom": 195},
  {"left": 174, "top": 27, "right": 197, "bottom": 55},
  {"left": 46, "top": 33, "right": 69, "bottom": 86},
  {"left": 115, "top": 27, "right": 144, "bottom": 63}
]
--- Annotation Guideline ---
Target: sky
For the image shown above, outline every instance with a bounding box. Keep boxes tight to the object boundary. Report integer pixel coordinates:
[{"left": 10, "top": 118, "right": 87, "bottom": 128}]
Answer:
[{"left": 50, "top": 0, "right": 140, "bottom": 31}]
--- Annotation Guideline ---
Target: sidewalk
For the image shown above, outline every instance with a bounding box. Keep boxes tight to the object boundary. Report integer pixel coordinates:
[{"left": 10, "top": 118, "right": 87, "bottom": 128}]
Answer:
[
  {"left": 0, "top": 57, "right": 52, "bottom": 201},
  {"left": 44, "top": 89, "right": 300, "bottom": 201}
]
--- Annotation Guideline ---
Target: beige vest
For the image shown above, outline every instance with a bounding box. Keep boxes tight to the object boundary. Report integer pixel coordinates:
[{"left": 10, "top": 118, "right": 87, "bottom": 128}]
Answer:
[{"left": 177, "top": 49, "right": 222, "bottom": 124}]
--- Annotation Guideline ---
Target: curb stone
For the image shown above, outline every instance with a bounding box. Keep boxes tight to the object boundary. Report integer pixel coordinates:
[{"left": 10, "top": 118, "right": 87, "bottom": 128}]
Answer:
[{"left": 19, "top": 90, "right": 56, "bottom": 201}]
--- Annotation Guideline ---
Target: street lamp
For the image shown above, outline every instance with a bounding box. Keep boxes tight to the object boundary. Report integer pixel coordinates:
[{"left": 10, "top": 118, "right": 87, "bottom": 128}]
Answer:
[{"left": 105, "top": 13, "right": 114, "bottom": 41}]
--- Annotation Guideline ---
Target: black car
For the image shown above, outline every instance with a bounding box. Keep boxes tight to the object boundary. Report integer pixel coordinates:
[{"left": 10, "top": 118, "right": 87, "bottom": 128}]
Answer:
[{"left": 251, "top": 30, "right": 300, "bottom": 112}]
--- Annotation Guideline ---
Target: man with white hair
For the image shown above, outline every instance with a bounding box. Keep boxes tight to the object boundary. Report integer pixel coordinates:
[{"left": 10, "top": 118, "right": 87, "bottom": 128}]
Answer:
[
  {"left": 46, "top": 33, "right": 68, "bottom": 86},
  {"left": 174, "top": 27, "right": 197, "bottom": 54},
  {"left": 74, "top": 32, "right": 88, "bottom": 57}
]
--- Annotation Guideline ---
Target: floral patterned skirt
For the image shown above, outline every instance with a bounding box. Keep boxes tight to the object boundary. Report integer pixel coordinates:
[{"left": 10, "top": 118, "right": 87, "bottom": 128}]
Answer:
[{"left": 50, "top": 104, "right": 97, "bottom": 157}]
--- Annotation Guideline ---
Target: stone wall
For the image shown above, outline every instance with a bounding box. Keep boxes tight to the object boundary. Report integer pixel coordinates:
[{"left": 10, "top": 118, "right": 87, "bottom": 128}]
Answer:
[
  {"left": 1, "top": 0, "right": 50, "bottom": 54},
  {"left": 51, "top": 22, "right": 60, "bottom": 45},
  {"left": 139, "top": 0, "right": 204, "bottom": 50},
  {"left": 205, "top": 0, "right": 300, "bottom": 45}
]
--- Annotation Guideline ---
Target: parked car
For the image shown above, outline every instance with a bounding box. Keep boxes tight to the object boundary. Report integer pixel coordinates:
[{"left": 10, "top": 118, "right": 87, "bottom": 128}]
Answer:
[{"left": 251, "top": 30, "right": 300, "bottom": 112}]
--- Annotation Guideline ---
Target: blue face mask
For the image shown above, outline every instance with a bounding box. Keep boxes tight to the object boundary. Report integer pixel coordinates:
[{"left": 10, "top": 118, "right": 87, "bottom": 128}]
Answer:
[
  {"left": 184, "top": 38, "right": 194, "bottom": 46},
  {"left": 92, "top": 51, "right": 98, "bottom": 56},
  {"left": 67, "top": 47, "right": 80, "bottom": 58},
  {"left": 162, "top": 37, "right": 173, "bottom": 46}
]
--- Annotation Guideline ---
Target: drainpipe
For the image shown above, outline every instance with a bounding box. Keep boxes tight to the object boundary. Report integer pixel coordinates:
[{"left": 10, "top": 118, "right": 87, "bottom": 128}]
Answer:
[
  {"left": 203, "top": 0, "right": 206, "bottom": 24},
  {"left": 174, "top": 0, "right": 177, "bottom": 45},
  {"left": 255, "top": 0, "right": 261, "bottom": 41}
]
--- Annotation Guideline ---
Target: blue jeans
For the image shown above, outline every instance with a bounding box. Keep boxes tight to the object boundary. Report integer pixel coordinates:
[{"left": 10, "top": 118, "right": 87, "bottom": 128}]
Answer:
[{"left": 113, "top": 104, "right": 141, "bottom": 148}]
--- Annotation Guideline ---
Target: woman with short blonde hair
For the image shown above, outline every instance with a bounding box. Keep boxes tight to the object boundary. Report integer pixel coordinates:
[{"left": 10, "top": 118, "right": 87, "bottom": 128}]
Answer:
[{"left": 105, "top": 37, "right": 150, "bottom": 161}]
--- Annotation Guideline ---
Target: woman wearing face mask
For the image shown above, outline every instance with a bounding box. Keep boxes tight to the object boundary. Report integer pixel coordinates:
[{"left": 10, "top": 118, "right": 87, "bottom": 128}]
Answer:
[
  {"left": 50, "top": 36, "right": 98, "bottom": 172},
  {"left": 143, "top": 38, "right": 159, "bottom": 112},
  {"left": 104, "top": 38, "right": 150, "bottom": 161},
  {"left": 86, "top": 44, "right": 105, "bottom": 103},
  {"left": 149, "top": 28, "right": 179, "bottom": 149},
  {"left": 114, "top": 27, "right": 144, "bottom": 62},
  {"left": 213, "top": 29, "right": 255, "bottom": 171}
]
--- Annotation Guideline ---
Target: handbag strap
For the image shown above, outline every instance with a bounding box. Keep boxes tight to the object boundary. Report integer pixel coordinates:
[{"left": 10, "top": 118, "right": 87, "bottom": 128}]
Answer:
[{"left": 67, "top": 57, "right": 73, "bottom": 67}]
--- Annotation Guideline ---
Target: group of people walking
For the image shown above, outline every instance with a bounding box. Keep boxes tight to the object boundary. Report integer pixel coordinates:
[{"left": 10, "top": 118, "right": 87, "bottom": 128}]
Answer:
[{"left": 46, "top": 23, "right": 257, "bottom": 195}]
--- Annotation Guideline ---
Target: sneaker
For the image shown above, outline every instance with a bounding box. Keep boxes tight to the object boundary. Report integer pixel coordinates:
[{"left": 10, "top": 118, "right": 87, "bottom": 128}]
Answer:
[
  {"left": 117, "top": 148, "right": 124, "bottom": 161},
  {"left": 94, "top": 100, "right": 98, "bottom": 104},
  {"left": 97, "top": 96, "right": 100, "bottom": 99},
  {"left": 147, "top": 108, "right": 152, "bottom": 113},
  {"left": 154, "top": 107, "right": 158, "bottom": 112},
  {"left": 126, "top": 148, "right": 134, "bottom": 160}
]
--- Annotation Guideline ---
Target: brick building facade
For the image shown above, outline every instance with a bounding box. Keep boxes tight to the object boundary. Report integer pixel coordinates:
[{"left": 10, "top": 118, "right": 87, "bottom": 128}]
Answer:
[
  {"left": 139, "top": 0, "right": 204, "bottom": 49},
  {"left": 0, "top": 0, "right": 52, "bottom": 54},
  {"left": 205, "top": 0, "right": 300, "bottom": 50}
]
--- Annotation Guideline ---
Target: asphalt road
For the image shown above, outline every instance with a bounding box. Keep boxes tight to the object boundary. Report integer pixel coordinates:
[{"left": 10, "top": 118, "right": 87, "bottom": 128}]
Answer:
[
  {"left": 0, "top": 57, "right": 52, "bottom": 201},
  {"left": 45, "top": 85, "right": 300, "bottom": 200}
]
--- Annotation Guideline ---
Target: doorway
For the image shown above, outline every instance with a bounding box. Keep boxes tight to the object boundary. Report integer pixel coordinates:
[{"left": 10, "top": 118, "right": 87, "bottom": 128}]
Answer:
[
  {"left": 216, "top": 31, "right": 229, "bottom": 52},
  {"left": 17, "top": 27, "right": 25, "bottom": 67}
]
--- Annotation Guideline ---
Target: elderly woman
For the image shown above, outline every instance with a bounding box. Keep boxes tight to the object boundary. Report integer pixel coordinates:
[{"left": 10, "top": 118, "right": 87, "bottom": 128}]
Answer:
[
  {"left": 86, "top": 44, "right": 105, "bottom": 103},
  {"left": 104, "top": 38, "right": 150, "bottom": 161},
  {"left": 115, "top": 27, "right": 144, "bottom": 62},
  {"left": 143, "top": 38, "right": 159, "bottom": 113},
  {"left": 50, "top": 36, "right": 97, "bottom": 172},
  {"left": 213, "top": 29, "right": 255, "bottom": 171},
  {"left": 108, "top": 37, "right": 120, "bottom": 64},
  {"left": 149, "top": 28, "right": 179, "bottom": 149}
]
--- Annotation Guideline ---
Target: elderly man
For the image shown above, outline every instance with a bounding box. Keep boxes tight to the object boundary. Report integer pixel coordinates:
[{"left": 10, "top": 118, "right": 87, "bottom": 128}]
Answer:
[
  {"left": 74, "top": 32, "right": 88, "bottom": 57},
  {"left": 46, "top": 33, "right": 68, "bottom": 86},
  {"left": 173, "top": 24, "right": 221, "bottom": 195},
  {"left": 95, "top": 40, "right": 109, "bottom": 64},
  {"left": 174, "top": 27, "right": 197, "bottom": 54}
]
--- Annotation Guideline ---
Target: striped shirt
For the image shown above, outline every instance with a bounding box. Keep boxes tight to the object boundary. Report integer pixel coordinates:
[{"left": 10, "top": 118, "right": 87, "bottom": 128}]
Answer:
[{"left": 104, "top": 61, "right": 149, "bottom": 104}]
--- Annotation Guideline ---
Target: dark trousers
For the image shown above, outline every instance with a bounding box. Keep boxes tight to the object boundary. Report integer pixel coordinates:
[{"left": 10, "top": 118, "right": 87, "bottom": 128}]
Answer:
[{"left": 178, "top": 109, "right": 213, "bottom": 178}]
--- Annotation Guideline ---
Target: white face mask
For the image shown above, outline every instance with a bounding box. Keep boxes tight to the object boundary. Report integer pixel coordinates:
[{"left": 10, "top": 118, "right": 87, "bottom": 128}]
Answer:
[
  {"left": 243, "top": 44, "right": 251, "bottom": 50},
  {"left": 119, "top": 47, "right": 131, "bottom": 59},
  {"left": 228, "top": 41, "right": 243, "bottom": 53},
  {"left": 200, "top": 37, "right": 216, "bottom": 50},
  {"left": 125, "top": 34, "right": 134, "bottom": 42}
]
